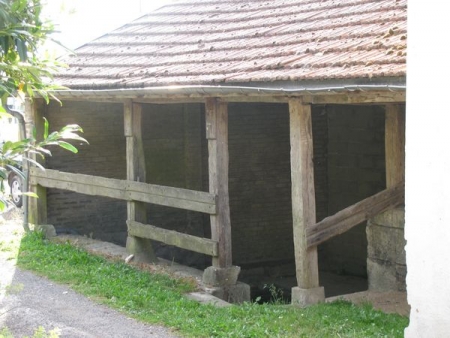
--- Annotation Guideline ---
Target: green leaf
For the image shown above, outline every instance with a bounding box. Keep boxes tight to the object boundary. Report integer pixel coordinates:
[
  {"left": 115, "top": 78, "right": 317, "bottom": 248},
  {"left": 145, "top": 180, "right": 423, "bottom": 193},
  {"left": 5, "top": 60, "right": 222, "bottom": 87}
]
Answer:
[
  {"left": 15, "top": 38, "right": 27, "bottom": 61},
  {"left": 22, "top": 157, "right": 45, "bottom": 170},
  {"left": 0, "top": 199, "right": 6, "bottom": 211},
  {"left": 22, "top": 191, "right": 38, "bottom": 198},
  {"left": 57, "top": 141, "right": 78, "bottom": 153},
  {"left": 6, "top": 164, "right": 25, "bottom": 181},
  {"left": 43, "top": 117, "right": 49, "bottom": 139}
]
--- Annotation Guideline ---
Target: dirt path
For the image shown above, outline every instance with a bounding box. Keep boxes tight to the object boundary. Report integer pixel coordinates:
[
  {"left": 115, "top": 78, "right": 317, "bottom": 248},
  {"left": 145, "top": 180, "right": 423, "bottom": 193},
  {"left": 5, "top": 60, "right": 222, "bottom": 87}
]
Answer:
[{"left": 0, "top": 208, "right": 179, "bottom": 338}]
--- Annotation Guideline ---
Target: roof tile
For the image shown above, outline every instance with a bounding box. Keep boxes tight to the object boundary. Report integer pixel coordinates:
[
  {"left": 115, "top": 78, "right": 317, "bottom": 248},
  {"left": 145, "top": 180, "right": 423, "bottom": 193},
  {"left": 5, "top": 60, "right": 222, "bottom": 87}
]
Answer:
[{"left": 56, "top": 0, "right": 407, "bottom": 90}]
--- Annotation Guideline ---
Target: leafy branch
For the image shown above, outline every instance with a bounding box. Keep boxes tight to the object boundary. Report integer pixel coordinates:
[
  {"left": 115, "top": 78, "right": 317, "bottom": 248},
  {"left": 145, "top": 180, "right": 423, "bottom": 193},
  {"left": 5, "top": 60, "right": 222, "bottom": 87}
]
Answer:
[{"left": 0, "top": 117, "right": 88, "bottom": 211}]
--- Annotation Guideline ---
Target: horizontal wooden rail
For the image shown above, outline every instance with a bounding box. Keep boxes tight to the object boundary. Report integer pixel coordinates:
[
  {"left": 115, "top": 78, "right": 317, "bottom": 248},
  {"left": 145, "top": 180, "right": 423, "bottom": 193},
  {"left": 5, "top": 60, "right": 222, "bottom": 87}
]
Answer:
[
  {"left": 127, "top": 220, "right": 218, "bottom": 257},
  {"left": 30, "top": 168, "right": 216, "bottom": 214},
  {"left": 306, "top": 183, "right": 404, "bottom": 248}
]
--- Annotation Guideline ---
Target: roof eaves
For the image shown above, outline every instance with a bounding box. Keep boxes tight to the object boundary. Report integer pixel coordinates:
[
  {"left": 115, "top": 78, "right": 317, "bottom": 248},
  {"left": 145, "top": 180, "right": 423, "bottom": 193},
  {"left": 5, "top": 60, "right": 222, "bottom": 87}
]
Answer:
[{"left": 49, "top": 77, "right": 405, "bottom": 100}]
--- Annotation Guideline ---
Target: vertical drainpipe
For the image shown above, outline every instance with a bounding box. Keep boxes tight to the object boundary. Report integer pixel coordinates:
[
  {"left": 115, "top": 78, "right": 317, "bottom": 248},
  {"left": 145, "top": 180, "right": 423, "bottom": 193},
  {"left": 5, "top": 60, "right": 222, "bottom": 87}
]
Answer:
[{"left": 2, "top": 103, "right": 30, "bottom": 232}]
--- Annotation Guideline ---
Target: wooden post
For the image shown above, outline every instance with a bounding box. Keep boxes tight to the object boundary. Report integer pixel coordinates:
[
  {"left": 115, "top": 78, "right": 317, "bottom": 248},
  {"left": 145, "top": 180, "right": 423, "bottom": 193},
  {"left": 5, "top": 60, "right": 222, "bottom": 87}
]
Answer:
[
  {"left": 25, "top": 98, "right": 47, "bottom": 227},
  {"left": 124, "top": 100, "right": 157, "bottom": 263},
  {"left": 205, "top": 98, "right": 232, "bottom": 268},
  {"left": 385, "top": 105, "right": 405, "bottom": 188},
  {"left": 289, "top": 99, "right": 324, "bottom": 306}
]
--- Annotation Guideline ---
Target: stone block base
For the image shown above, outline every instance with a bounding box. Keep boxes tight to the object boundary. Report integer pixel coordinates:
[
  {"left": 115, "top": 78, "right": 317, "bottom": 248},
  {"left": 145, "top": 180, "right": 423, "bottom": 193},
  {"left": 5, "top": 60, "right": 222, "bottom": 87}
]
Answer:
[
  {"left": 36, "top": 224, "right": 56, "bottom": 238},
  {"left": 205, "top": 282, "right": 251, "bottom": 304},
  {"left": 126, "top": 236, "right": 157, "bottom": 264},
  {"left": 367, "top": 258, "right": 407, "bottom": 292},
  {"left": 202, "top": 266, "right": 241, "bottom": 287},
  {"left": 291, "top": 286, "right": 325, "bottom": 307}
]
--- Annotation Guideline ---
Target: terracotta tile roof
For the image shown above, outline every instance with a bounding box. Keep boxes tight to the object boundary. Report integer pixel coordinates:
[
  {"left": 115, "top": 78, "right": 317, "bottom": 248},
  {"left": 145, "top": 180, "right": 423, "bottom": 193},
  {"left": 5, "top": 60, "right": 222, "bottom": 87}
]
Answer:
[{"left": 56, "top": 0, "right": 407, "bottom": 90}]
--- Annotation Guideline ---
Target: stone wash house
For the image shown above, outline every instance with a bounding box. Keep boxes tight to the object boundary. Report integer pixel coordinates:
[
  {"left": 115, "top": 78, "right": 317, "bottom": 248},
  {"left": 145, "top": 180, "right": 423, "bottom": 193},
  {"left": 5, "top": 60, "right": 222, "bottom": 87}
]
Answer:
[{"left": 27, "top": 0, "right": 406, "bottom": 305}]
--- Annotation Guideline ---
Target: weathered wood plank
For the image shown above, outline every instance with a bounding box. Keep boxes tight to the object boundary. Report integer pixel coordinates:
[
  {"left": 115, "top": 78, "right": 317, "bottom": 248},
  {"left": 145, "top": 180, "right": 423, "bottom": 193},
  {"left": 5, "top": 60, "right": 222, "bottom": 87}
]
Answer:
[
  {"left": 29, "top": 175, "right": 126, "bottom": 200},
  {"left": 53, "top": 90, "right": 404, "bottom": 105},
  {"left": 289, "top": 99, "right": 320, "bottom": 289},
  {"left": 206, "top": 98, "right": 232, "bottom": 268},
  {"left": 30, "top": 167, "right": 215, "bottom": 204},
  {"left": 126, "top": 180, "right": 215, "bottom": 205},
  {"left": 127, "top": 191, "right": 216, "bottom": 214},
  {"left": 385, "top": 105, "right": 405, "bottom": 188},
  {"left": 127, "top": 220, "right": 219, "bottom": 257},
  {"left": 306, "top": 183, "right": 405, "bottom": 247},
  {"left": 124, "top": 101, "right": 156, "bottom": 262},
  {"left": 304, "top": 91, "right": 406, "bottom": 104},
  {"left": 25, "top": 99, "right": 47, "bottom": 226},
  {"left": 29, "top": 168, "right": 216, "bottom": 214}
]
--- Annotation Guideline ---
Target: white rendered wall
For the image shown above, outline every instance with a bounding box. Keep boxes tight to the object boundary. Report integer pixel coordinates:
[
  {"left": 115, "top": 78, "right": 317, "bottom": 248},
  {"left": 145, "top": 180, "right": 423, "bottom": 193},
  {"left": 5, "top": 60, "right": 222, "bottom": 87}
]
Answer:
[{"left": 405, "top": 1, "right": 450, "bottom": 336}]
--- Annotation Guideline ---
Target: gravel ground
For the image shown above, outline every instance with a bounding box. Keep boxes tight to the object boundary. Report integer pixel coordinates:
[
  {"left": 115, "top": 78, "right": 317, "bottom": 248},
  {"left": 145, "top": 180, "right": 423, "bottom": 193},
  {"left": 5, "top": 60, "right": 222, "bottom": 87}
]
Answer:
[{"left": 0, "top": 208, "right": 179, "bottom": 338}]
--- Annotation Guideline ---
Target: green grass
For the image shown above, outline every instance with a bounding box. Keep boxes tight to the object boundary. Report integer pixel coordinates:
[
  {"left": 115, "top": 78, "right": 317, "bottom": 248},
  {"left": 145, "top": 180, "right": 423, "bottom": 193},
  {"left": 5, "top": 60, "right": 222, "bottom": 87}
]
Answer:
[{"left": 13, "top": 232, "right": 408, "bottom": 337}]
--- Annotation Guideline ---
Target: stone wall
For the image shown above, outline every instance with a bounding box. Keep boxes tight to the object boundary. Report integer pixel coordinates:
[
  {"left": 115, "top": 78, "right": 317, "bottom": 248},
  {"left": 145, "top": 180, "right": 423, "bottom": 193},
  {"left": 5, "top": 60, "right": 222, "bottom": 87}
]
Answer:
[{"left": 367, "top": 207, "right": 406, "bottom": 291}]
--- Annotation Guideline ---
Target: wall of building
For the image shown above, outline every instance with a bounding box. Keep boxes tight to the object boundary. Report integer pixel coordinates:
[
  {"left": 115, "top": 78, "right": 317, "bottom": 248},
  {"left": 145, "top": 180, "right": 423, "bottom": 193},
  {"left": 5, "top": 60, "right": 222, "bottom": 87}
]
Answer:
[
  {"left": 44, "top": 101, "right": 128, "bottom": 243},
  {"left": 405, "top": 2, "right": 450, "bottom": 334},
  {"left": 228, "top": 103, "right": 293, "bottom": 270},
  {"left": 319, "top": 105, "right": 386, "bottom": 277},
  {"left": 42, "top": 100, "right": 387, "bottom": 282},
  {"left": 140, "top": 103, "right": 210, "bottom": 268}
]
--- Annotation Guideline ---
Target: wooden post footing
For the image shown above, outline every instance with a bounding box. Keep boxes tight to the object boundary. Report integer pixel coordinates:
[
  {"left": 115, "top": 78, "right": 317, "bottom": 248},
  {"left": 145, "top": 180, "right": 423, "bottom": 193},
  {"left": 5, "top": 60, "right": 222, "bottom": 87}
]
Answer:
[
  {"left": 202, "top": 266, "right": 241, "bottom": 287},
  {"left": 291, "top": 286, "right": 325, "bottom": 307},
  {"left": 126, "top": 235, "right": 157, "bottom": 263}
]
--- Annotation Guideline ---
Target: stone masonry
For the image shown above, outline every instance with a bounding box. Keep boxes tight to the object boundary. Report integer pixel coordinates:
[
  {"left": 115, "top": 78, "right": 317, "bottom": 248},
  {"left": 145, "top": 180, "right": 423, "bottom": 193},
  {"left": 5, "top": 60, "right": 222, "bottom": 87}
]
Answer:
[{"left": 367, "top": 207, "right": 406, "bottom": 291}]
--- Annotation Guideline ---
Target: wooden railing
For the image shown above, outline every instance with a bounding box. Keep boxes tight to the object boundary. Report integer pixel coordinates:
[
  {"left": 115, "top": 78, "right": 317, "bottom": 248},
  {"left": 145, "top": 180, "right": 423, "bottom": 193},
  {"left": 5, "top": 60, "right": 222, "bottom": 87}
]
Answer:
[
  {"left": 30, "top": 168, "right": 218, "bottom": 256},
  {"left": 306, "top": 182, "right": 404, "bottom": 248}
]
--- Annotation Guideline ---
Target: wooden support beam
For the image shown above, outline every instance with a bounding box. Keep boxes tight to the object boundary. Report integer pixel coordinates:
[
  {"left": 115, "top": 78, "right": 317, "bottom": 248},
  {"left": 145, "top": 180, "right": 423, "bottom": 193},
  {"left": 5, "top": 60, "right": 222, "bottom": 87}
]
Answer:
[
  {"left": 306, "top": 183, "right": 405, "bottom": 247},
  {"left": 124, "top": 100, "right": 156, "bottom": 262},
  {"left": 128, "top": 220, "right": 219, "bottom": 257},
  {"left": 289, "top": 99, "right": 320, "bottom": 289},
  {"left": 385, "top": 105, "right": 405, "bottom": 188},
  {"left": 206, "top": 98, "right": 232, "bottom": 268},
  {"left": 303, "top": 91, "right": 406, "bottom": 105},
  {"left": 24, "top": 98, "right": 47, "bottom": 226},
  {"left": 53, "top": 89, "right": 405, "bottom": 105},
  {"left": 29, "top": 168, "right": 216, "bottom": 213}
]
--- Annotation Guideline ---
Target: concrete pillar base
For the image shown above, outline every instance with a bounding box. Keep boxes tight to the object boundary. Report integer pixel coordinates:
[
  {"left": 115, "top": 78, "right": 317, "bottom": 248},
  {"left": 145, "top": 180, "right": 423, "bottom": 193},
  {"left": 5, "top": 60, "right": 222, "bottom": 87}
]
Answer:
[
  {"left": 202, "top": 266, "right": 240, "bottom": 287},
  {"left": 126, "top": 236, "right": 157, "bottom": 264},
  {"left": 205, "top": 282, "right": 251, "bottom": 304},
  {"left": 291, "top": 286, "right": 325, "bottom": 307}
]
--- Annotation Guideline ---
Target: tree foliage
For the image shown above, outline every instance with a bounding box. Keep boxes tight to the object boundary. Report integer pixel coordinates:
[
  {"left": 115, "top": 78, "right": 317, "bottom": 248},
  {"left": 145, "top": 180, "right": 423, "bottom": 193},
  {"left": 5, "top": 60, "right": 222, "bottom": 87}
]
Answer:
[
  {"left": 0, "top": 0, "right": 87, "bottom": 213},
  {"left": 0, "top": 120, "right": 88, "bottom": 210},
  {"left": 0, "top": 0, "right": 63, "bottom": 104}
]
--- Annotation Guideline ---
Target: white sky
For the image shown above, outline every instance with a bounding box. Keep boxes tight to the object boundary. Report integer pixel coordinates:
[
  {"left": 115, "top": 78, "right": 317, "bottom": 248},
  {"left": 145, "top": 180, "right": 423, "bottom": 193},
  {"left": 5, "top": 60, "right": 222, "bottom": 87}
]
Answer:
[{"left": 43, "top": 0, "right": 173, "bottom": 53}]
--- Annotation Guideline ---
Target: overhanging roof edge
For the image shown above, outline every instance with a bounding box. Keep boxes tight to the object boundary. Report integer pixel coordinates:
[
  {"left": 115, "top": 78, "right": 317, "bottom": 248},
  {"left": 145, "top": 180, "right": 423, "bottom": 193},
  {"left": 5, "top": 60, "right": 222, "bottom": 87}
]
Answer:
[{"left": 48, "top": 80, "right": 406, "bottom": 100}]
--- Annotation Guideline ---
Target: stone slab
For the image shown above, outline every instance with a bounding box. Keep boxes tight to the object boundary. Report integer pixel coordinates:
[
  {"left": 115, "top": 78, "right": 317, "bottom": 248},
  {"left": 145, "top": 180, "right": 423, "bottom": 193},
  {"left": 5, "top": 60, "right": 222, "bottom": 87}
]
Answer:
[
  {"left": 367, "top": 258, "right": 397, "bottom": 291},
  {"left": 205, "top": 282, "right": 251, "bottom": 304},
  {"left": 36, "top": 224, "right": 56, "bottom": 238},
  {"left": 367, "top": 224, "right": 402, "bottom": 263},
  {"left": 370, "top": 207, "right": 405, "bottom": 229},
  {"left": 202, "top": 266, "right": 241, "bottom": 287},
  {"left": 126, "top": 236, "right": 157, "bottom": 264},
  {"left": 186, "top": 292, "right": 231, "bottom": 307}
]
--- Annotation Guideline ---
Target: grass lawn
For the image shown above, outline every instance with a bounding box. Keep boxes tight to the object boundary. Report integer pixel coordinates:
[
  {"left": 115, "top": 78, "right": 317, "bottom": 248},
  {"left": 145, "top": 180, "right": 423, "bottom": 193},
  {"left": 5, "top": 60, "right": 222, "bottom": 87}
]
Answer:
[{"left": 2, "top": 232, "right": 409, "bottom": 337}]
